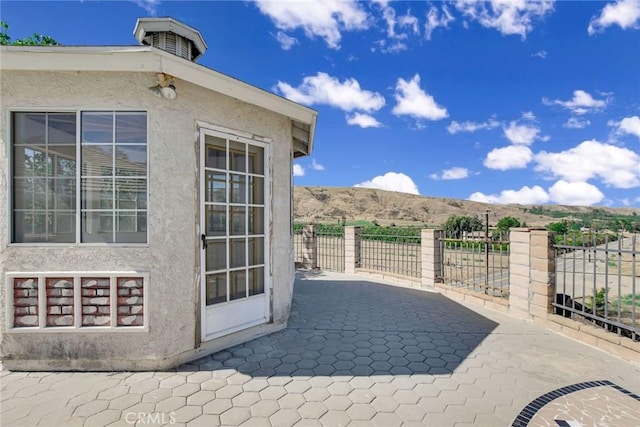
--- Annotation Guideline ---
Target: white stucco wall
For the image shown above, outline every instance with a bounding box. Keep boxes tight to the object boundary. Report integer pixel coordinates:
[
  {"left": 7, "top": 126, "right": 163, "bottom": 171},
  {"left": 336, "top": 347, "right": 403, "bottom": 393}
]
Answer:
[{"left": 0, "top": 69, "right": 295, "bottom": 370}]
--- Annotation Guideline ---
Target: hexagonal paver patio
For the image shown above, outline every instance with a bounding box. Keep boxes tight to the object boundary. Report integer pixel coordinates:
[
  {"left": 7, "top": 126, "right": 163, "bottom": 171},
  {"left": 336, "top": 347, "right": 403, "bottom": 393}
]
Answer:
[{"left": 1, "top": 270, "right": 639, "bottom": 426}]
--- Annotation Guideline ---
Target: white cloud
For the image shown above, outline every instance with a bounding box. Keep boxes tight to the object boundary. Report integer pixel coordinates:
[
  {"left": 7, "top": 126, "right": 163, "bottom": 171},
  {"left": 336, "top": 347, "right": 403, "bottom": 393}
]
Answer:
[
  {"left": 354, "top": 172, "right": 419, "bottom": 195},
  {"left": 469, "top": 185, "right": 550, "bottom": 205},
  {"left": 455, "top": 0, "right": 555, "bottom": 39},
  {"left": 310, "top": 159, "right": 325, "bottom": 171},
  {"left": 293, "top": 164, "right": 305, "bottom": 177},
  {"left": 254, "top": 0, "right": 369, "bottom": 49},
  {"left": 548, "top": 180, "right": 605, "bottom": 205},
  {"left": 134, "top": 0, "right": 160, "bottom": 15},
  {"left": 532, "top": 50, "right": 547, "bottom": 59},
  {"left": 503, "top": 121, "right": 543, "bottom": 145},
  {"left": 588, "top": 0, "right": 640, "bottom": 35},
  {"left": 431, "top": 167, "right": 470, "bottom": 180},
  {"left": 346, "top": 112, "right": 383, "bottom": 128},
  {"left": 609, "top": 116, "right": 640, "bottom": 138},
  {"left": 563, "top": 117, "right": 591, "bottom": 129},
  {"left": 380, "top": 4, "right": 419, "bottom": 39},
  {"left": 425, "top": 5, "right": 455, "bottom": 40},
  {"left": 542, "top": 89, "right": 609, "bottom": 115},
  {"left": 275, "top": 31, "right": 298, "bottom": 50},
  {"left": 484, "top": 145, "right": 533, "bottom": 170},
  {"left": 447, "top": 118, "right": 500, "bottom": 134},
  {"left": 372, "top": 39, "right": 408, "bottom": 54},
  {"left": 275, "top": 72, "right": 385, "bottom": 112},
  {"left": 534, "top": 140, "right": 640, "bottom": 189},
  {"left": 392, "top": 74, "right": 448, "bottom": 120}
]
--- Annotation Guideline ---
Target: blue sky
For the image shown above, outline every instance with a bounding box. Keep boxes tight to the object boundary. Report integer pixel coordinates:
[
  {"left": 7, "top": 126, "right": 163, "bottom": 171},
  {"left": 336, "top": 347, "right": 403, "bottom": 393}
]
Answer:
[{"left": 2, "top": 1, "right": 640, "bottom": 207}]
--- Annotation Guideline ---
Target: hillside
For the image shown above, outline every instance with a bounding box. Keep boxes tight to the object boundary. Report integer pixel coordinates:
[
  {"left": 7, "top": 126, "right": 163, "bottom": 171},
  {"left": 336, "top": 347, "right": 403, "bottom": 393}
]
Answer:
[{"left": 293, "top": 186, "right": 639, "bottom": 227}]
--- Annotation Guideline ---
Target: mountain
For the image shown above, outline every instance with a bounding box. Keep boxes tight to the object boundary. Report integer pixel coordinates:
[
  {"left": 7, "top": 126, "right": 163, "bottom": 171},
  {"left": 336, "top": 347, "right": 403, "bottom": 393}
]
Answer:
[{"left": 293, "top": 186, "right": 638, "bottom": 227}]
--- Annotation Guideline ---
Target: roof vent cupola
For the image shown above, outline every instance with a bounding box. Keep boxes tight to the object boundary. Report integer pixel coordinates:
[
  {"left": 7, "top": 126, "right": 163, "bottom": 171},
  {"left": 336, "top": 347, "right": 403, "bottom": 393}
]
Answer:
[{"left": 134, "top": 17, "right": 207, "bottom": 62}]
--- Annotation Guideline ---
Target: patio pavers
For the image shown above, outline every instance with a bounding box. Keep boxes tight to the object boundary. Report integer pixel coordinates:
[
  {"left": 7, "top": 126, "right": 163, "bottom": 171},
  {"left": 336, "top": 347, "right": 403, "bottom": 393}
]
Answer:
[{"left": 2, "top": 270, "right": 639, "bottom": 426}]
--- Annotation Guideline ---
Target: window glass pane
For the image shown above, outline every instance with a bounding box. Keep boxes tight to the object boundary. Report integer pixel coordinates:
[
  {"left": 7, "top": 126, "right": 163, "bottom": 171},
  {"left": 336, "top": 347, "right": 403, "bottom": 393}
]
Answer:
[
  {"left": 82, "top": 145, "right": 113, "bottom": 176},
  {"left": 82, "top": 211, "right": 113, "bottom": 243},
  {"left": 230, "top": 174, "right": 246, "bottom": 204},
  {"left": 205, "top": 136, "right": 226, "bottom": 169},
  {"left": 248, "top": 176, "right": 264, "bottom": 205},
  {"left": 206, "top": 205, "right": 226, "bottom": 236},
  {"left": 33, "top": 178, "right": 50, "bottom": 209},
  {"left": 115, "top": 146, "right": 146, "bottom": 176},
  {"left": 248, "top": 237, "right": 264, "bottom": 265},
  {"left": 53, "top": 178, "right": 76, "bottom": 210},
  {"left": 116, "top": 112, "right": 146, "bottom": 143},
  {"left": 247, "top": 145, "right": 264, "bottom": 175},
  {"left": 229, "top": 140, "right": 246, "bottom": 172},
  {"left": 206, "top": 239, "right": 226, "bottom": 271},
  {"left": 229, "top": 270, "right": 246, "bottom": 301},
  {"left": 114, "top": 212, "right": 146, "bottom": 243},
  {"left": 230, "top": 207, "right": 246, "bottom": 235},
  {"left": 249, "top": 207, "right": 264, "bottom": 235},
  {"left": 14, "top": 113, "right": 46, "bottom": 145},
  {"left": 48, "top": 113, "right": 76, "bottom": 144},
  {"left": 13, "top": 146, "right": 47, "bottom": 177},
  {"left": 13, "top": 178, "right": 34, "bottom": 210},
  {"left": 54, "top": 212, "right": 75, "bottom": 235},
  {"left": 115, "top": 179, "right": 146, "bottom": 210},
  {"left": 50, "top": 146, "right": 77, "bottom": 177},
  {"left": 82, "top": 112, "right": 113, "bottom": 143},
  {"left": 248, "top": 267, "right": 265, "bottom": 296},
  {"left": 206, "top": 273, "right": 227, "bottom": 305},
  {"left": 82, "top": 178, "right": 113, "bottom": 210},
  {"left": 206, "top": 171, "right": 226, "bottom": 203},
  {"left": 230, "top": 238, "right": 246, "bottom": 268}
]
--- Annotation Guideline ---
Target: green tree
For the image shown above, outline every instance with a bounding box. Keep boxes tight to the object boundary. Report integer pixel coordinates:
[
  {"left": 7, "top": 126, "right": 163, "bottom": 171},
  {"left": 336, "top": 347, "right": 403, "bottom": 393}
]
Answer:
[
  {"left": 496, "top": 216, "right": 521, "bottom": 231},
  {"left": 547, "top": 221, "right": 568, "bottom": 234},
  {"left": 443, "top": 215, "right": 483, "bottom": 238},
  {"left": 1, "top": 21, "right": 59, "bottom": 46}
]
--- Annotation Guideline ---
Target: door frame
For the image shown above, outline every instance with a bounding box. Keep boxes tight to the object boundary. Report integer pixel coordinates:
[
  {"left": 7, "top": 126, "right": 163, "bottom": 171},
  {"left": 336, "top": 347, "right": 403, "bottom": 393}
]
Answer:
[{"left": 198, "top": 124, "right": 271, "bottom": 342}]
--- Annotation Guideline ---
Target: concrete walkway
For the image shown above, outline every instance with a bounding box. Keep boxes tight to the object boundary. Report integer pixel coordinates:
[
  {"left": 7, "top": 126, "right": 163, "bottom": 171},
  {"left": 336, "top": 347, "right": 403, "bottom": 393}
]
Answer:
[{"left": 2, "top": 271, "right": 639, "bottom": 426}]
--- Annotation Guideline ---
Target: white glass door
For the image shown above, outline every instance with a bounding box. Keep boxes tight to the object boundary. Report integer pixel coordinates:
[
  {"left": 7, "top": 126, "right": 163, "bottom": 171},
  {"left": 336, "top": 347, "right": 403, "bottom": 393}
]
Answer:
[{"left": 200, "top": 129, "right": 269, "bottom": 341}]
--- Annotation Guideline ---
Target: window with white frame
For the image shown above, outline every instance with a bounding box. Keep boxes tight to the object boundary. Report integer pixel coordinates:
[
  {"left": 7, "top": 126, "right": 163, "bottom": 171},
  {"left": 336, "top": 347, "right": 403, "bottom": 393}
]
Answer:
[{"left": 11, "top": 111, "right": 148, "bottom": 244}]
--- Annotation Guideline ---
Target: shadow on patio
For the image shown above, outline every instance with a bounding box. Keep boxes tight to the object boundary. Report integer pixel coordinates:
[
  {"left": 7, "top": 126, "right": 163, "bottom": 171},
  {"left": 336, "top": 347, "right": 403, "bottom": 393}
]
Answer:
[{"left": 184, "top": 270, "right": 498, "bottom": 377}]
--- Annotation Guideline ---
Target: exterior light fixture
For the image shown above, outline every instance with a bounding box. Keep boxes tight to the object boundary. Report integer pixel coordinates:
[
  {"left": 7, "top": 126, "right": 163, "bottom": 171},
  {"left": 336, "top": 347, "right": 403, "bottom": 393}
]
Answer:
[{"left": 149, "top": 73, "right": 177, "bottom": 99}]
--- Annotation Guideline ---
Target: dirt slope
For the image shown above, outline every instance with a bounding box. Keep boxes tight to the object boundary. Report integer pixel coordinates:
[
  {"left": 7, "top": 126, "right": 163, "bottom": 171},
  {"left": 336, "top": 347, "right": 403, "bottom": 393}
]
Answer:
[{"left": 293, "top": 186, "right": 637, "bottom": 227}]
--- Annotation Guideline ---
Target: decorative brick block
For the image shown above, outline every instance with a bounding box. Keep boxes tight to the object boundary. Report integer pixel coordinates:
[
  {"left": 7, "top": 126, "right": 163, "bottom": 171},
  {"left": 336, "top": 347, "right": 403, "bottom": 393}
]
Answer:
[
  {"left": 82, "top": 278, "right": 110, "bottom": 327},
  {"left": 13, "top": 278, "right": 38, "bottom": 328},
  {"left": 117, "top": 278, "right": 144, "bottom": 326},
  {"left": 10, "top": 274, "right": 145, "bottom": 330},
  {"left": 46, "top": 278, "right": 74, "bottom": 327}
]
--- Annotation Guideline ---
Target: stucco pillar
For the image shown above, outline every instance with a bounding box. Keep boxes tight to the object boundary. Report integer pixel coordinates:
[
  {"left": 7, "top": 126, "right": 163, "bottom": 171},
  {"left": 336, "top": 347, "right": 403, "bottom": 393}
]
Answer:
[
  {"left": 301, "top": 225, "right": 317, "bottom": 269},
  {"left": 421, "top": 229, "right": 443, "bottom": 289},
  {"left": 344, "top": 226, "right": 361, "bottom": 274},
  {"left": 509, "top": 228, "right": 532, "bottom": 320},
  {"left": 529, "top": 229, "right": 556, "bottom": 321}
]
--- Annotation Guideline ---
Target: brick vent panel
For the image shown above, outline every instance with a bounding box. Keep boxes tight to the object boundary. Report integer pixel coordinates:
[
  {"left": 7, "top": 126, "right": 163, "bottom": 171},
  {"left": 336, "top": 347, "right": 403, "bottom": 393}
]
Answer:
[
  {"left": 13, "top": 278, "right": 38, "bottom": 327},
  {"left": 46, "top": 278, "right": 74, "bottom": 327}
]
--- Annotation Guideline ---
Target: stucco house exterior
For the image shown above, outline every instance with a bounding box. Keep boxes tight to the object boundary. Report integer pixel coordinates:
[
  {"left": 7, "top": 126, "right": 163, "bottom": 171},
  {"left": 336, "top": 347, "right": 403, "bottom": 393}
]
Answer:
[{"left": 0, "top": 18, "right": 317, "bottom": 371}]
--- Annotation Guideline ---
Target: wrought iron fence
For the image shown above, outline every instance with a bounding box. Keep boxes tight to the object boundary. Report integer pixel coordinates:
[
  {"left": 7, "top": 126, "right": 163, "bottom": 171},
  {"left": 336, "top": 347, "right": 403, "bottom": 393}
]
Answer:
[
  {"left": 293, "top": 228, "right": 304, "bottom": 265},
  {"left": 316, "top": 227, "right": 345, "bottom": 272},
  {"left": 439, "top": 231, "right": 510, "bottom": 297},
  {"left": 359, "top": 227, "right": 421, "bottom": 278},
  {"left": 553, "top": 232, "right": 638, "bottom": 341}
]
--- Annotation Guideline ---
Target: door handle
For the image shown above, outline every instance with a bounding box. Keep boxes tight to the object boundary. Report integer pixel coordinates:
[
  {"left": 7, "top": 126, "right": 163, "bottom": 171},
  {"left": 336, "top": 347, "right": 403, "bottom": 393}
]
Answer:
[{"left": 201, "top": 234, "right": 207, "bottom": 249}]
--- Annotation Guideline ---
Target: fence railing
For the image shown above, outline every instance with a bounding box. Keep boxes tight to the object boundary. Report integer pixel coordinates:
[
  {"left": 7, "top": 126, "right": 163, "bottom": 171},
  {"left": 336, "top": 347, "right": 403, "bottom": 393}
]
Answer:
[
  {"left": 294, "top": 228, "right": 304, "bottom": 266},
  {"left": 553, "top": 232, "right": 638, "bottom": 341},
  {"left": 316, "top": 227, "right": 345, "bottom": 272},
  {"left": 439, "top": 232, "right": 510, "bottom": 297},
  {"left": 360, "top": 228, "right": 421, "bottom": 278}
]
